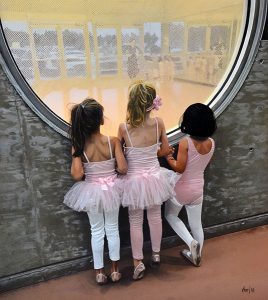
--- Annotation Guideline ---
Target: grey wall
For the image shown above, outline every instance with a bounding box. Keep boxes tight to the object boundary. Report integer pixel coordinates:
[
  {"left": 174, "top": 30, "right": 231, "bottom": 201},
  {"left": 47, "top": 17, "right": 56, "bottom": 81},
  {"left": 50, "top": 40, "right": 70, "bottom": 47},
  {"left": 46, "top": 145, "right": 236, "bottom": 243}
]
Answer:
[{"left": 0, "top": 40, "right": 267, "bottom": 292}]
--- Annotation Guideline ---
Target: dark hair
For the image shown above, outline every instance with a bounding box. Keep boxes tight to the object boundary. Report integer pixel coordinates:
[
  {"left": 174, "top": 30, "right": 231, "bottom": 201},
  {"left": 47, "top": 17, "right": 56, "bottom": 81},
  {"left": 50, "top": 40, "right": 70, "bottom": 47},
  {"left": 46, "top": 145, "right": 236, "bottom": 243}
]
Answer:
[
  {"left": 180, "top": 103, "right": 217, "bottom": 138},
  {"left": 70, "top": 98, "right": 104, "bottom": 157}
]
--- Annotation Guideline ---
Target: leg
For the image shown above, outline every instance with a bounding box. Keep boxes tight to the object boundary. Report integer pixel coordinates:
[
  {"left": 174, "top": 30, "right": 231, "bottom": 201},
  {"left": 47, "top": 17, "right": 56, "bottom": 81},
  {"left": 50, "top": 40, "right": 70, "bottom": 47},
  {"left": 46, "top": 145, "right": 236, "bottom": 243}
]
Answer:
[
  {"left": 147, "top": 205, "right": 162, "bottom": 255},
  {"left": 128, "top": 208, "right": 144, "bottom": 261},
  {"left": 104, "top": 209, "right": 120, "bottom": 279},
  {"left": 128, "top": 208, "right": 146, "bottom": 279},
  {"left": 164, "top": 199, "right": 194, "bottom": 249},
  {"left": 186, "top": 203, "right": 204, "bottom": 252},
  {"left": 87, "top": 211, "right": 107, "bottom": 284},
  {"left": 87, "top": 211, "right": 105, "bottom": 270}
]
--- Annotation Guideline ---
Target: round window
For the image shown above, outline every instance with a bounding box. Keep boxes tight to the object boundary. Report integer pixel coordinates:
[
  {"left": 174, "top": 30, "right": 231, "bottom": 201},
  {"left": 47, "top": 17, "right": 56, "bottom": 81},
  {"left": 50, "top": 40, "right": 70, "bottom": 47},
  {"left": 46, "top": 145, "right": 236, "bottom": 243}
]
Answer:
[{"left": 0, "top": 1, "right": 266, "bottom": 140}]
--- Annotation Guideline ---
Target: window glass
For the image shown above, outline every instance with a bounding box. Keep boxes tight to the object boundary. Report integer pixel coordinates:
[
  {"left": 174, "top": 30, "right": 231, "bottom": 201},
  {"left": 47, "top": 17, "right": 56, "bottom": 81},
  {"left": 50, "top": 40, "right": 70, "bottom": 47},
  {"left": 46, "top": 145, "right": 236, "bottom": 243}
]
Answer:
[{"left": 0, "top": 0, "right": 246, "bottom": 135}]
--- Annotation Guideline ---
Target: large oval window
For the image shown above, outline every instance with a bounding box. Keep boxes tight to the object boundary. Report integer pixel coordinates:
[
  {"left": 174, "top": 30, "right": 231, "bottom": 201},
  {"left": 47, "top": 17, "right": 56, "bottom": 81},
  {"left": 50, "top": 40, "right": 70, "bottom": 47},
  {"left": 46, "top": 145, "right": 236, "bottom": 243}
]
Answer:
[{"left": 0, "top": 1, "right": 265, "bottom": 138}]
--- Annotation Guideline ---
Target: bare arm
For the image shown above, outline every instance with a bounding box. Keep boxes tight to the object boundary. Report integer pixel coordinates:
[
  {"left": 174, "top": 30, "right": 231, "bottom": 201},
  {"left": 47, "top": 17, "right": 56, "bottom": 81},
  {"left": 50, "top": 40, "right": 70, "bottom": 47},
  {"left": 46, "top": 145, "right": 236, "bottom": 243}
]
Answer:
[
  {"left": 117, "top": 123, "right": 125, "bottom": 146},
  {"left": 114, "top": 137, "right": 128, "bottom": 174},
  {"left": 165, "top": 138, "right": 188, "bottom": 173},
  {"left": 70, "top": 147, "right": 84, "bottom": 181},
  {"left": 157, "top": 118, "right": 172, "bottom": 157}
]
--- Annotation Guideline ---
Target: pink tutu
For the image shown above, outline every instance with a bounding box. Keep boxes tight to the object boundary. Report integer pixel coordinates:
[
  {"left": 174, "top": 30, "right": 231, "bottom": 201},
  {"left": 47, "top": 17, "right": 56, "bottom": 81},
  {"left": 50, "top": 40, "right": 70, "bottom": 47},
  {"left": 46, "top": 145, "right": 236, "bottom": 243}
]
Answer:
[
  {"left": 64, "top": 158, "right": 122, "bottom": 214},
  {"left": 122, "top": 167, "right": 179, "bottom": 210}
]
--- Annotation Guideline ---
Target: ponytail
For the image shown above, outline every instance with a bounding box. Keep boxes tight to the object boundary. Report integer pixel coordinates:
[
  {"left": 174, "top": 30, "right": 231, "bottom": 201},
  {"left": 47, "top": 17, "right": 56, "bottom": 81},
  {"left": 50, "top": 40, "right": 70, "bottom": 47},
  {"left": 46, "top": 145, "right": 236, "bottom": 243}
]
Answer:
[{"left": 69, "top": 98, "right": 103, "bottom": 157}]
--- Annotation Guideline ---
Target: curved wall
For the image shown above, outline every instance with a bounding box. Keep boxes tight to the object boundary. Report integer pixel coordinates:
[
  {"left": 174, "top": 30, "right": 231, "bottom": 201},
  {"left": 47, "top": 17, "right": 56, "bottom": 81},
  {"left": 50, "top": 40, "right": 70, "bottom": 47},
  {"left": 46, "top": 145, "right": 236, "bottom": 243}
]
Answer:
[{"left": 0, "top": 34, "right": 267, "bottom": 294}]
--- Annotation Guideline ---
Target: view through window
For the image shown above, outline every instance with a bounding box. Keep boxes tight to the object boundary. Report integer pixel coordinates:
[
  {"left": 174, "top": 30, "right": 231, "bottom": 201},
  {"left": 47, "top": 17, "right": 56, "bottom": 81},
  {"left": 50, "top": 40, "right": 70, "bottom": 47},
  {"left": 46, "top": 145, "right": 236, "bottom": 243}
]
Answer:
[{"left": 0, "top": 0, "right": 246, "bottom": 136}]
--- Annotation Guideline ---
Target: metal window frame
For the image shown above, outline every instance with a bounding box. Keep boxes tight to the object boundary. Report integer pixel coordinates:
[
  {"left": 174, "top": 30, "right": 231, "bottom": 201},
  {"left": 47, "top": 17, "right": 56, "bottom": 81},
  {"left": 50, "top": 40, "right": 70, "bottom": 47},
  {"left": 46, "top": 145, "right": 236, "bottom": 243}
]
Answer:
[{"left": 0, "top": 0, "right": 267, "bottom": 141}]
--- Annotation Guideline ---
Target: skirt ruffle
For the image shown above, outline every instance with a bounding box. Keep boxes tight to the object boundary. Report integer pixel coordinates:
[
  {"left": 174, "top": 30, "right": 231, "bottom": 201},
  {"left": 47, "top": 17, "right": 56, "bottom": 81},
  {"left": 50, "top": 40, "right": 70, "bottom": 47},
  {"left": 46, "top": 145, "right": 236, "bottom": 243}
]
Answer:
[
  {"left": 63, "top": 178, "right": 122, "bottom": 214},
  {"left": 121, "top": 168, "right": 180, "bottom": 210}
]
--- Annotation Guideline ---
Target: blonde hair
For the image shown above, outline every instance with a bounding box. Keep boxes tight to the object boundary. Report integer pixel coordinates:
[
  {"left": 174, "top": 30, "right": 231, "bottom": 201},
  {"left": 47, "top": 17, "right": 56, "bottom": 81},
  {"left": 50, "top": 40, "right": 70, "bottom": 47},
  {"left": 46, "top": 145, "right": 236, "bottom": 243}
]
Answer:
[{"left": 126, "top": 80, "right": 156, "bottom": 127}]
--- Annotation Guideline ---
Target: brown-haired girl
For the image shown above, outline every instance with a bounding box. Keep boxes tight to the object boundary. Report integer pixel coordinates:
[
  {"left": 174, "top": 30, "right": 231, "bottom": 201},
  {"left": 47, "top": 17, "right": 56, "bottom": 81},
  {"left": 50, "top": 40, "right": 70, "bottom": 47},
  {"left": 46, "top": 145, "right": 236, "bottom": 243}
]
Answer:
[
  {"left": 118, "top": 80, "right": 179, "bottom": 280},
  {"left": 64, "top": 98, "right": 127, "bottom": 285}
]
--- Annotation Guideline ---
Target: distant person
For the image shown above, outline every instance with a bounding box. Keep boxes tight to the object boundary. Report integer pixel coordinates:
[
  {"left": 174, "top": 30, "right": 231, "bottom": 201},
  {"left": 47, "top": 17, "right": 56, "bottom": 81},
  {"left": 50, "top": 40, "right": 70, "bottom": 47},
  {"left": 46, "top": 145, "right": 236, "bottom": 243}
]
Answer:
[
  {"left": 127, "top": 39, "right": 141, "bottom": 79},
  {"left": 165, "top": 103, "right": 216, "bottom": 266},
  {"left": 167, "top": 56, "right": 175, "bottom": 81},
  {"left": 118, "top": 80, "right": 179, "bottom": 280},
  {"left": 64, "top": 98, "right": 127, "bottom": 285},
  {"left": 158, "top": 56, "right": 165, "bottom": 82}
]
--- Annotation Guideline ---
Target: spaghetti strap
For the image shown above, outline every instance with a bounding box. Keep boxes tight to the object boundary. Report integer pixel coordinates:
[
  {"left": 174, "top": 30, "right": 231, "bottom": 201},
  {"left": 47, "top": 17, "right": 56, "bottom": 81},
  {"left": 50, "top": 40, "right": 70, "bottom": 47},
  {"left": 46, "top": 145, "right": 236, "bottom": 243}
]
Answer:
[
  {"left": 124, "top": 123, "right": 133, "bottom": 147},
  {"left": 83, "top": 151, "right": 90, "bottom": 163},
  {"left": 155, "top": 117, "right": 159, "bottom": 144},
  {"left": 210, "top": 138, "right": 215, "bottom": 151},
  {"left": 107, "top": 136, "right": 113, "bottom": 159}
]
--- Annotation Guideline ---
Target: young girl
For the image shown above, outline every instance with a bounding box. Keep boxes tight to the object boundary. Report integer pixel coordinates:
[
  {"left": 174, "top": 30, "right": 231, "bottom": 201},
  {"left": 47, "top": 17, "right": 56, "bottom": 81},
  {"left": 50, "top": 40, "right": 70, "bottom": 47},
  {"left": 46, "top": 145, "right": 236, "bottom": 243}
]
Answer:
[
  {"left": 118, "top": 80, "right": 179, "bottom": 280},
  {"left": 165, "top": 103, "right": 216, "bottom": 266},
  {"left": 64, "top": 98, "right": 127, "bottom": 284}
]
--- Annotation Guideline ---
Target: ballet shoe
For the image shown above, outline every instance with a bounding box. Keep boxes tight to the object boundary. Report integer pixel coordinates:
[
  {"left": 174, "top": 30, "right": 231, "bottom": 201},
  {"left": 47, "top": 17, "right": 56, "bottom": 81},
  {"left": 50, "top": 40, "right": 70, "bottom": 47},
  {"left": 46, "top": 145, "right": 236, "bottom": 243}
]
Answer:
[
  {"left": 96, "top": 273, "right": 108, "bottom": 285},
  {"left": 190, "top": 240, "right": 201, "bottom": 266},
  {"left": 150, "top": 253, "right": 160, "bottom": 267},
  {"left": 110, "top": 271, "right": 122, "bottom": 282},
  {"left": 133, "top": 262, "right": 146, "bottom": 280}
]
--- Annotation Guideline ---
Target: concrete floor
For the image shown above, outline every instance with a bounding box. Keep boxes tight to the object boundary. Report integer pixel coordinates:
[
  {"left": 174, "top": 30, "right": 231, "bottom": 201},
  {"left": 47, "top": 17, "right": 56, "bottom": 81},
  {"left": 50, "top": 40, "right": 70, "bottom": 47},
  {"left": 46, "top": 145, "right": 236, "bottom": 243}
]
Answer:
[{"left": 1, "top": 225, "right": 267, "bottom": 300}]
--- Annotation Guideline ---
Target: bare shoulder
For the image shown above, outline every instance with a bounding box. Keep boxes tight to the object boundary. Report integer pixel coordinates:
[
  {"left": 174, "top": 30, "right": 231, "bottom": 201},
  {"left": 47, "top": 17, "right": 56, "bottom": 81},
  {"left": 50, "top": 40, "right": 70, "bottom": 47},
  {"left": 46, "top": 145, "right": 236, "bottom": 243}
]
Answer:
[
  {"left": 155, "top": 116, "right": 164, "bottom": 125},
  {"left": 155, "top": 117, "right": 165, "bottom": 129},
  {"left": 179, "top": 137, "right": 188, "bottom": 150},
  {"left": 110, "top": 136, "right": 120, "bottom": 146},
  {"left": 118, "top": 123, "right": 126, "bottom": 133}
]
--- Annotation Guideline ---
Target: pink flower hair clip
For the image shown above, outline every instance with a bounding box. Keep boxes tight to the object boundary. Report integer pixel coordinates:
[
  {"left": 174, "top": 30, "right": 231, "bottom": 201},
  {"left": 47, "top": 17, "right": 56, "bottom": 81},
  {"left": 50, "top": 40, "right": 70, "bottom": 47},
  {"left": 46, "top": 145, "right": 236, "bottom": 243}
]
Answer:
[{"left": 146, "top": 95, "right": 163, "bottom": 112}]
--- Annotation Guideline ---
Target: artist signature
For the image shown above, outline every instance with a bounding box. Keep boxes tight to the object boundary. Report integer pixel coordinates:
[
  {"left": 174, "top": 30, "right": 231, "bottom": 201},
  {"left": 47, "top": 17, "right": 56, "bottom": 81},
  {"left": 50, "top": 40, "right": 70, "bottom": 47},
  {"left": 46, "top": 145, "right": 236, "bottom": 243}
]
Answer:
[{"left": 242, "top": 286, "right": 255, "bottom": 294}]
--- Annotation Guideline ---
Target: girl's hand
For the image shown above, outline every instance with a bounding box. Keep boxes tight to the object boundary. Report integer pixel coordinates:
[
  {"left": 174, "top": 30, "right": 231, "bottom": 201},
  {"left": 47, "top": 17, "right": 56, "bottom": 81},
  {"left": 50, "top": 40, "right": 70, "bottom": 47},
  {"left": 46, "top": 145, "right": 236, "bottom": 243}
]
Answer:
[
  {"left": 168, "top": 145, "right": 175, "bottom": 155},
  {"left": 165, "top": 153, "right": 175, "bottom": 161}
]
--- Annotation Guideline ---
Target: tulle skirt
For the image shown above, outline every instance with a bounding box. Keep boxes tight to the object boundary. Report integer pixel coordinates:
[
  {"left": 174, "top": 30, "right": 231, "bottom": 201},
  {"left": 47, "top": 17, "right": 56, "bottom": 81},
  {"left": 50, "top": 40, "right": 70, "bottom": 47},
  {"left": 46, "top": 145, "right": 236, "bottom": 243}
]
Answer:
[
  {"left": 63, "top": 176, "right": 122, "bottom": 214},
  {"left": 121, "top": 167, "right": 180, "bottom": 210}
]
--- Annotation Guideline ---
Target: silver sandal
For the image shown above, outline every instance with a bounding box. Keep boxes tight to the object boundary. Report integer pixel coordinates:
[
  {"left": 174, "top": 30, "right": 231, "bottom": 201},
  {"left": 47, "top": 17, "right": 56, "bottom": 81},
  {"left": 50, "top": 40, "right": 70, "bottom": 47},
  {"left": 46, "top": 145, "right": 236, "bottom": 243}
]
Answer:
[
  {"left": 133, "top": 262, "right": 146, "bottom": 280},
  {"left": 151, "top": 253, "right": 160, "bottom": 267},
  {"left": 181, "top": 245, "right": 201, "bottom": 267},
  {"left": 190, "top": 240, "right": 201, "bottom": 266}
]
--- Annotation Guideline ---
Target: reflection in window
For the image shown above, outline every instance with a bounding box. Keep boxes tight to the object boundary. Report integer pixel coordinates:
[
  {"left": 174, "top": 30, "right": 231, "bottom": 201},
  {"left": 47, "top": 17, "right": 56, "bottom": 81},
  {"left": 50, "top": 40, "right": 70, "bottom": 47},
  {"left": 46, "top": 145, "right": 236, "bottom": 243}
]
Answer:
[
  {"left": 33, "top": 28, "right": 61, "bottom": 79},
  {"left": 1, "top": 0, "right": 246, "bottom": 135},
  {"left": 188, "top": 26, "right": 206, "bottom": 52},
  {"left": 97, "top": 28, "right": 117, "bottom": 75},
  {"left": 62, "top": 28, "right": 87, "bottom": 77},
  {"left": 88, "top": 23, "right": 96, "bottom": 79},
  {"left": 3, "top": 21, "right": 33, "bottom": 81},
  {"left": 121, "top": 28, "right": 142, "bottom": 77},
  {"left": 169, "top": 22, "right": 184, "bottom": 53},
  {"left": 144, "top": 23, "right": 161, "bottom": 55}
]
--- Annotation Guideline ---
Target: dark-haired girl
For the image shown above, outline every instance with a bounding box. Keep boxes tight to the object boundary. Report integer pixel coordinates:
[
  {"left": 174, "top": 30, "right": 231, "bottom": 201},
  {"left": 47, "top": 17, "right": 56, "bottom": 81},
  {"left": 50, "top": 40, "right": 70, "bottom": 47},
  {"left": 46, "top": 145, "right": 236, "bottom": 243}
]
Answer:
[
  {"left": 165, "top": 103, "right": 216, "bottom": 267},
  {"left": 64, "top": 98, "right": 127, "bottom": 284}
]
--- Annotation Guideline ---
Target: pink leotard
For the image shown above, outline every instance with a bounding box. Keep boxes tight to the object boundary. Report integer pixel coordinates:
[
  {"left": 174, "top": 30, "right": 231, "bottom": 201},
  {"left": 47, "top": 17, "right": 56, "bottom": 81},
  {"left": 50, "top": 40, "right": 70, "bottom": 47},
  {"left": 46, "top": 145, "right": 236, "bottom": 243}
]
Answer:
[{"left": 174, "top": 136, "right": 215, "bottom": 206}]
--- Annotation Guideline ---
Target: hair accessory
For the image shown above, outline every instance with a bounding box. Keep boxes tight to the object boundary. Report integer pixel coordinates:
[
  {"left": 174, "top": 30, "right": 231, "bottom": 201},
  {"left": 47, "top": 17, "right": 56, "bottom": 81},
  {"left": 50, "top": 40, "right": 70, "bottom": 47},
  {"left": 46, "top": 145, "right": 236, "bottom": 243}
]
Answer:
[{"left": 146, "top": 95, "right": 162, "bottom": 112}]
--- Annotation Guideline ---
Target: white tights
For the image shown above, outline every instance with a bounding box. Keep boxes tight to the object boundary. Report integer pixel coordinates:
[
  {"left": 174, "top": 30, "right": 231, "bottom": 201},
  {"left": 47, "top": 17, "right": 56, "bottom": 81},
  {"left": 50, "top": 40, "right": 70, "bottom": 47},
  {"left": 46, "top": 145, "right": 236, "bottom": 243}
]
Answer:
[
  {"left": 87, "top": 209, "right": 120, "bottom": 269},
  {"left": 165, "top": 199, "right": 204, "bottom": 252}
]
